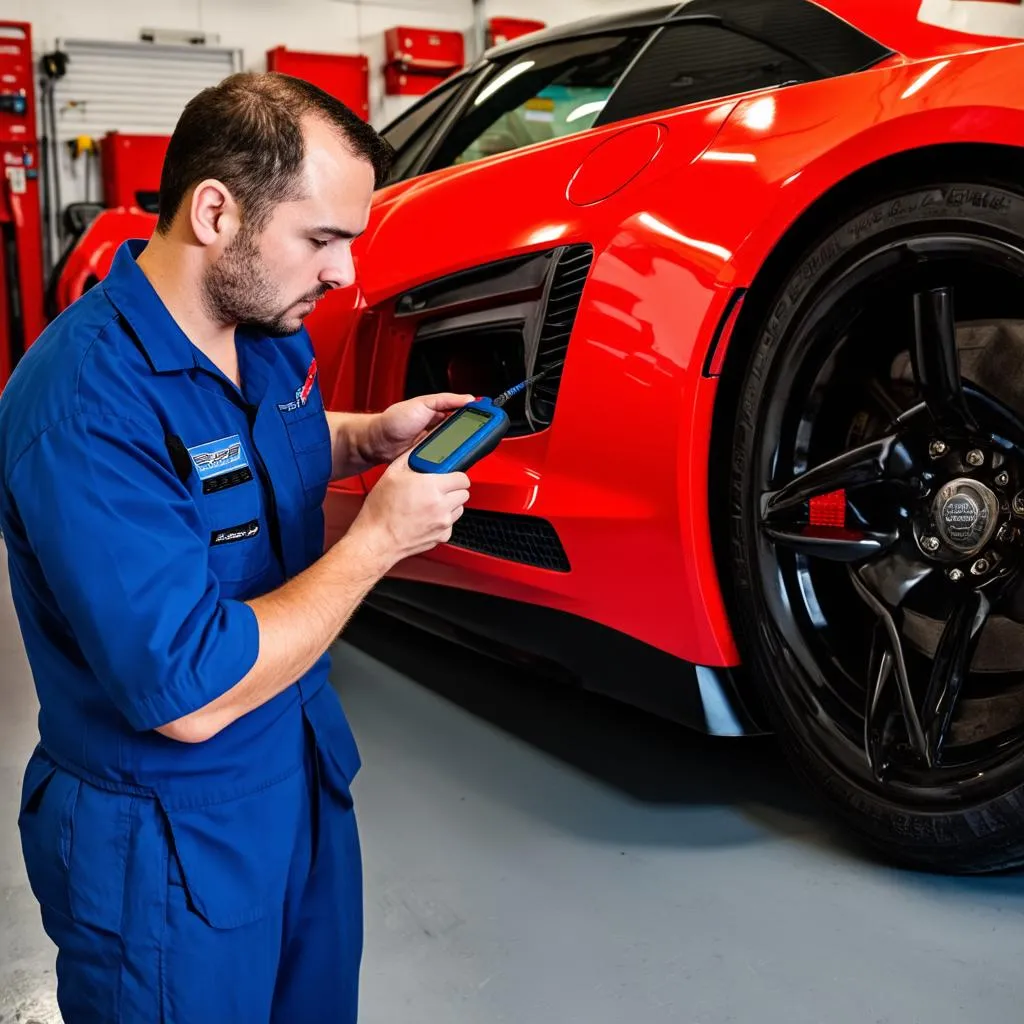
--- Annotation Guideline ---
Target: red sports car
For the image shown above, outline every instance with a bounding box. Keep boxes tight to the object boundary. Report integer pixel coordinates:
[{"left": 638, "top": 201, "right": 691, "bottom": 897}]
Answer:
[{"left": 52, "top": 0, "right": 1024, "bottom": 872}]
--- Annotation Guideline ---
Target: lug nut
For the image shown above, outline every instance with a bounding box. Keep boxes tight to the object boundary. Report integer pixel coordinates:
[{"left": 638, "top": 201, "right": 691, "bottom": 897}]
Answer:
[
  {"left": 996, "top": 471, "right": 1010, "bottom": 487},
  {"left": 967, "top": 449, "right": 985, "bottom": 467},
  {"left": 922, "top": 536, "right": 940, "bottom": 553},
  {"left": 929, "top": 440, "right": 948, "bottom": 458},
  {"left": 971, "top": 558, "right": 990, "bottom": 576},
  {"left": 1015, "top": 492, "right": 1024, "bottom": 517},
  {"left": 998, "top": 524, "right": 1014, "bottom": 544},
  {"left": 948, "top": 568, "right": 965, "bottom": 582}
]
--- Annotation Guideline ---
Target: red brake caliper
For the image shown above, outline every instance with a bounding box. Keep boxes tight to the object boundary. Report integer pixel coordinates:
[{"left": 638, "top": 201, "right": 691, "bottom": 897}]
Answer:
[{"left": 809, "top": 490, "right": 847, "bottom": 529}]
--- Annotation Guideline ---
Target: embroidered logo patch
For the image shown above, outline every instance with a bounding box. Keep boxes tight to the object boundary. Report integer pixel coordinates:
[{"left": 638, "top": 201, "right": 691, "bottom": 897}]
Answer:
[
  {"left": 277, "top": 358, "right": 318, "bottom": 412},
  {"left": 188, "top": 434, "right": 249, "bottom": 481},
  {"left": 210, "top": 519, "right": 260, "bottom": 546}
]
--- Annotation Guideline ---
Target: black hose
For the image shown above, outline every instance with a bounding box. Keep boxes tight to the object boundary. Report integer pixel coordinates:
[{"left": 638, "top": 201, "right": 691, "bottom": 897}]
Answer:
[{"left": 38, "top": 91, "right": 51, "bottom": 276}]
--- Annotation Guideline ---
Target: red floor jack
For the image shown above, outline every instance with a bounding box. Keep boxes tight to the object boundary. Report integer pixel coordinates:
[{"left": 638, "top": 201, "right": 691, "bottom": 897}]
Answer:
[{"left": 0, "top": 21, "right": 46, "bottom": 393}]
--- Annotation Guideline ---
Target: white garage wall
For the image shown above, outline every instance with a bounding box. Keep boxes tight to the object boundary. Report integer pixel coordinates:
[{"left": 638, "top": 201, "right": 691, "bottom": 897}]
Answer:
[
  {"left": 5, "top": 0, "right": 650, "bottom": 128},
  {"left": 4, "top": 0, "right": 651, "bottom": 242}
]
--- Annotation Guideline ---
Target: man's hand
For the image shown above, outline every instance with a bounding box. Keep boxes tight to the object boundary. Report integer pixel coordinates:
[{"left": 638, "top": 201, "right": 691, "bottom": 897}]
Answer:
[
  {"left": 352, "top": 449, "right": 471, "bottom": 564},
  {"left": 327, "top": 393, "right": 475, "bottom": 479},
  {"left": 369, "top": 393, "right": 476, "bottom": 464}
]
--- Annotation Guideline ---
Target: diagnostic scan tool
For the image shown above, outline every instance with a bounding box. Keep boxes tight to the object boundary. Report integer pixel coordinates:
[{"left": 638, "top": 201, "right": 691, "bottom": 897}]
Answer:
[{"left": 408, "top": 369, "right": 551, "bottom": 474}]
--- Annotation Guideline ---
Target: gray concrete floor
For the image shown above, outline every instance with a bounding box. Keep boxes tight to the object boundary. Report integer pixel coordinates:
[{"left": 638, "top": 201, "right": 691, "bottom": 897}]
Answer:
[{"left": 2, "top": 552, "right": 1024, "bottom": 1024}]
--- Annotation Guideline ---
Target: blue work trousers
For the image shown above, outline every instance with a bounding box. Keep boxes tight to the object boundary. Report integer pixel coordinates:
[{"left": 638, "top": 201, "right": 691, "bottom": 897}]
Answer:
[{"left": 17, "top": 737, "right": 362, "bottom": 1023}]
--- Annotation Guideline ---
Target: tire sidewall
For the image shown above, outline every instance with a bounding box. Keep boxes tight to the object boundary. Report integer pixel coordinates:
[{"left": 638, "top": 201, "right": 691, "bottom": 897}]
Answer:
[{"left": 728, "top": 181, "right": 1024, "bottom": 872}]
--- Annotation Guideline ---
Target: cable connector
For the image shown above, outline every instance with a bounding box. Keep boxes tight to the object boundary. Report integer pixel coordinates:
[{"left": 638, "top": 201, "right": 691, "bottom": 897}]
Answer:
[{"left": 492, "top": 366, "right": 553, "bottom": 408}]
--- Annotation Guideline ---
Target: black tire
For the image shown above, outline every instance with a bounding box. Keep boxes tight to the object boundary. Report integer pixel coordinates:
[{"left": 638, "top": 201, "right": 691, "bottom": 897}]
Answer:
[{"left": 729, "top": 178, "right": 1024, "bottom": 874}]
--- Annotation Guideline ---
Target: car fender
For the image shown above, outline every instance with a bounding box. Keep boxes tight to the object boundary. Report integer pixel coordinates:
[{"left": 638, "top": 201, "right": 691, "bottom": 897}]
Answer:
[{"left": 631, "top": 44, "right": 1024, "bottom": 663}]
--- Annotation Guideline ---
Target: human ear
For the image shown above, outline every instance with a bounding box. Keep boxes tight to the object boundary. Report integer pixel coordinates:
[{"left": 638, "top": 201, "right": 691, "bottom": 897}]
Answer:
[{"left": 189, "top": 178, "right": 239, "bottom": 247}]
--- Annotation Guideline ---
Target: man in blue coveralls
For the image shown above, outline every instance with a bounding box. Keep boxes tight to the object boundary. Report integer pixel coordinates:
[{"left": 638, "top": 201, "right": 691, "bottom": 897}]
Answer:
[{"left": 0, "top": 72, "right": 474, "bottom": 1022}]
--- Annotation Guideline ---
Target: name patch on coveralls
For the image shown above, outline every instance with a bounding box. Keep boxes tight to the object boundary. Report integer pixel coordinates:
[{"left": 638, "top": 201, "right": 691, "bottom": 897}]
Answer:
[
  {"left": 188, "top": 434, "right": 254, "bottom": 493},
  {"left": 210, "top": 519, "right": 261, "bottom": 545}
]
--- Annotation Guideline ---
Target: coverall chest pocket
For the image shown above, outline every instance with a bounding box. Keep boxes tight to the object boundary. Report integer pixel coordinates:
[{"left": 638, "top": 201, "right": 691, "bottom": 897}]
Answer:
[
  {"left": 202, "top": 477, "right": 272, "bottom": 586},
  {"left": 279, "top": 391, "right": 332, "bottom": 510}
]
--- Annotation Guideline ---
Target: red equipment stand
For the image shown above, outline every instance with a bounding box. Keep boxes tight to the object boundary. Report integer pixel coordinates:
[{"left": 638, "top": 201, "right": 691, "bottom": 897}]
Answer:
[
  {"left": 383, "top": 26, "right": 465, "bottom": 95},
  {"left": 0, "top": 20, "right": 45, "bottom": 392},
  {"left": 267, "top": 46, "right": 370, "bottom": 120}
]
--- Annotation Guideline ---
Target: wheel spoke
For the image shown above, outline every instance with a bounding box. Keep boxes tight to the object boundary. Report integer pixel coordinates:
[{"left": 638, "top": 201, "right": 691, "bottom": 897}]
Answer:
[
  {"left": 761, "top": 434, "right": 915, "bottom": 521},
  {"left": 763, "top": 525, "right": 898, "bottom": 563},
  {"left": 911, "top": 286, "right": 978, "bottom": 435},
  {"left": 921, "top": 590, "right": 990, "bottom": 766},
  {"left": 850, "top": 565, "right": 930, "bottom": 765},
  {"left": 864, "top": 622, "right": 895, "bottom": 777},
  {"left": 857, "top": 549, "right": 934, "bottom": 609}
]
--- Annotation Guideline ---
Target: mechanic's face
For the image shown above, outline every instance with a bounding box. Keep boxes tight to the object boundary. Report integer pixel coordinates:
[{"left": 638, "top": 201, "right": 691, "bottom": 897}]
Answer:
[{"left": 203, "top": 117, "right": 375, "bottom": 337}]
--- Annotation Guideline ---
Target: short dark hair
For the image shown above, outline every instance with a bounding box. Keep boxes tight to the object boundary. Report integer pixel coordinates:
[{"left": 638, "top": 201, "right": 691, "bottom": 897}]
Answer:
[{"left": 155, "top": 71, "right": 394, "bottom": 235}]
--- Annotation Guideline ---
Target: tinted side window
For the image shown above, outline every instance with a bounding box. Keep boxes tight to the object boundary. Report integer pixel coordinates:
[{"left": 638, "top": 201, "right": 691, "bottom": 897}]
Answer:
[
  {"left": 598, "top": 23, "right": 818, "bottom": 125},
  {"left": 380, "top": 75, "right": 469, "bottom": 184},
  {"left": 424, "top": 33, "right": 650, "bottom": 173}
]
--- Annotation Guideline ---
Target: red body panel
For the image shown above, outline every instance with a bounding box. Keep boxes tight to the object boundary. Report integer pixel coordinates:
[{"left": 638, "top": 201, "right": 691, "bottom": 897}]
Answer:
[
  {"left": 266, "top": 47, "right": 370, "bottom": 119},
  {"left": 48, "top": 10, "right": 1024, "bottom": 674},
  {"left": 316, "top": 40, "right": 1024, "bottom": 669}
]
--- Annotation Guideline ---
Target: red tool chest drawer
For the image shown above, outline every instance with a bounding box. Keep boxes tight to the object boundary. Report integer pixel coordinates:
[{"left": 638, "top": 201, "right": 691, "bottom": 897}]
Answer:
[
  {"left": 384, "top": 65, "right": 450, "bottom": 97},
  {"left": 487, "top": 17, "right": 546, "bottom": 47},
  {"left": 384, "top": 26, "right": 465, "bottom": 73}
]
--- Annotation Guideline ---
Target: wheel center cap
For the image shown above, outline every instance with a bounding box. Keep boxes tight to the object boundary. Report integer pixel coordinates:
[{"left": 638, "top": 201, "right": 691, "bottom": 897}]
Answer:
[{"left": 933, "top": 478, "right": 999, "bottom": 555}]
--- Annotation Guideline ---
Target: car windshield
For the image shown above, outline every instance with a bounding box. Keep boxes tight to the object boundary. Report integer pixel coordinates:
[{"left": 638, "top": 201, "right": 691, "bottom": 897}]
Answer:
[{"left": 426, "top": 33, "right": 649, "bottom": 172}]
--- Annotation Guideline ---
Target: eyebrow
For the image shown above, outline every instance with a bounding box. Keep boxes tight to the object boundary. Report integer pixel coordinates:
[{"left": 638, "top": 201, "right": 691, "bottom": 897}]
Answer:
[{"left": 312, "top": 225, "right": 364, "bottom": 240}]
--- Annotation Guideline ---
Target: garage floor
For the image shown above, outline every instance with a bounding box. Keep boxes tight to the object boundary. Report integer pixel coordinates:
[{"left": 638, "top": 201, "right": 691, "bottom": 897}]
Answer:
[{"left": 2, "top": 554, "right": 1023, "bottom": 1024}]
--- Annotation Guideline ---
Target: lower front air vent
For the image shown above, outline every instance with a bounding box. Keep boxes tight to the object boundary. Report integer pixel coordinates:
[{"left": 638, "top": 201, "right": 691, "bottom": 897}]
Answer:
[{"left": 449, "top": 509, "right": 570, "bottom": 572}]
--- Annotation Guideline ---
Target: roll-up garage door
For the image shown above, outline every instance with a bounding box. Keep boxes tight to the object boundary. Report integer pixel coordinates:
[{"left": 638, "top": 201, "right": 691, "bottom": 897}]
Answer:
[
  {"left": 43, "top": 39, "right": 241, "bottom": 258},
  {"left": 53, "top": 38, "right": 241, "bottom": 142}
]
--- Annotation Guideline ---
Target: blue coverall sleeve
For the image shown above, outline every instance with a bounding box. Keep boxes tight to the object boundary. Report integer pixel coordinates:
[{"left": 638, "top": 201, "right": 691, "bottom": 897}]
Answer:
[{"left": 9, "top": 411, "right": 261, "bottom": 731}]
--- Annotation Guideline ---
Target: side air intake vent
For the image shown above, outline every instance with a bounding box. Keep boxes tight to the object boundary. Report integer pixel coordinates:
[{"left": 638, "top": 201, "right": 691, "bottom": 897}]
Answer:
[
  {"left": 400, "top": 242, "right": 593, "bottom": 436},
  {"left": 528, "top": 244, "right": 593, "bottom": 428},
  {"left": 449, "top": 509, "right": 570, "bottom": 572}
]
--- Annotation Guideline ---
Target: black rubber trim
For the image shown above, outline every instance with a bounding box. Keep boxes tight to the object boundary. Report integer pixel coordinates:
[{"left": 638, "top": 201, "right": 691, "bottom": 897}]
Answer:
[
  {"left": 702, "top": 287, "right": 746, "bottom": 378},
  {"left": 364, "top": 577, "right": 767, "bottom": 735}
]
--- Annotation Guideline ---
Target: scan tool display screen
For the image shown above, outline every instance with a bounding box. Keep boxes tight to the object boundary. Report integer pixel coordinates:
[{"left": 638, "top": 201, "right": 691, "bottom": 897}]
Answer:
[{"left": 415, "top": 408, "right": 491, "bottom": 464}]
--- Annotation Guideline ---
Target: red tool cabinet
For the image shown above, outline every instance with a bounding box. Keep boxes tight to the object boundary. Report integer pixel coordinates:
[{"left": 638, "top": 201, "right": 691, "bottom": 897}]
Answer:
[
  {"left": 100, "top": 132, "right": 170, "bottom": 210},
  {"left": 267, "top": 46, "right": 370, "bottom": 119},
  {"left": 487, "top": 17, "right": 546, "bottom": 47},
  {"left": 384, "top": 27, "right": 465, "bottom": 71},
  {"left": 0, "top": 20, "right": 45, "bottom": 389},
  {"left": 383, "top": 26, "right": 465, "bottom": 95}
]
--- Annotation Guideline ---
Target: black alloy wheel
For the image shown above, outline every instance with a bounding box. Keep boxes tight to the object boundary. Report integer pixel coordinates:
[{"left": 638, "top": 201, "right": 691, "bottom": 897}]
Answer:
[{"left": 729, "top": 179, "right": 1024, "bottom": 873}]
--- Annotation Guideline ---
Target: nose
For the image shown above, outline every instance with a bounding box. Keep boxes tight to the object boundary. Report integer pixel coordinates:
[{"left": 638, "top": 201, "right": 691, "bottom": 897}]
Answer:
[{"left": 320, "top": 244, "right": 356, "bottom": 290}]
